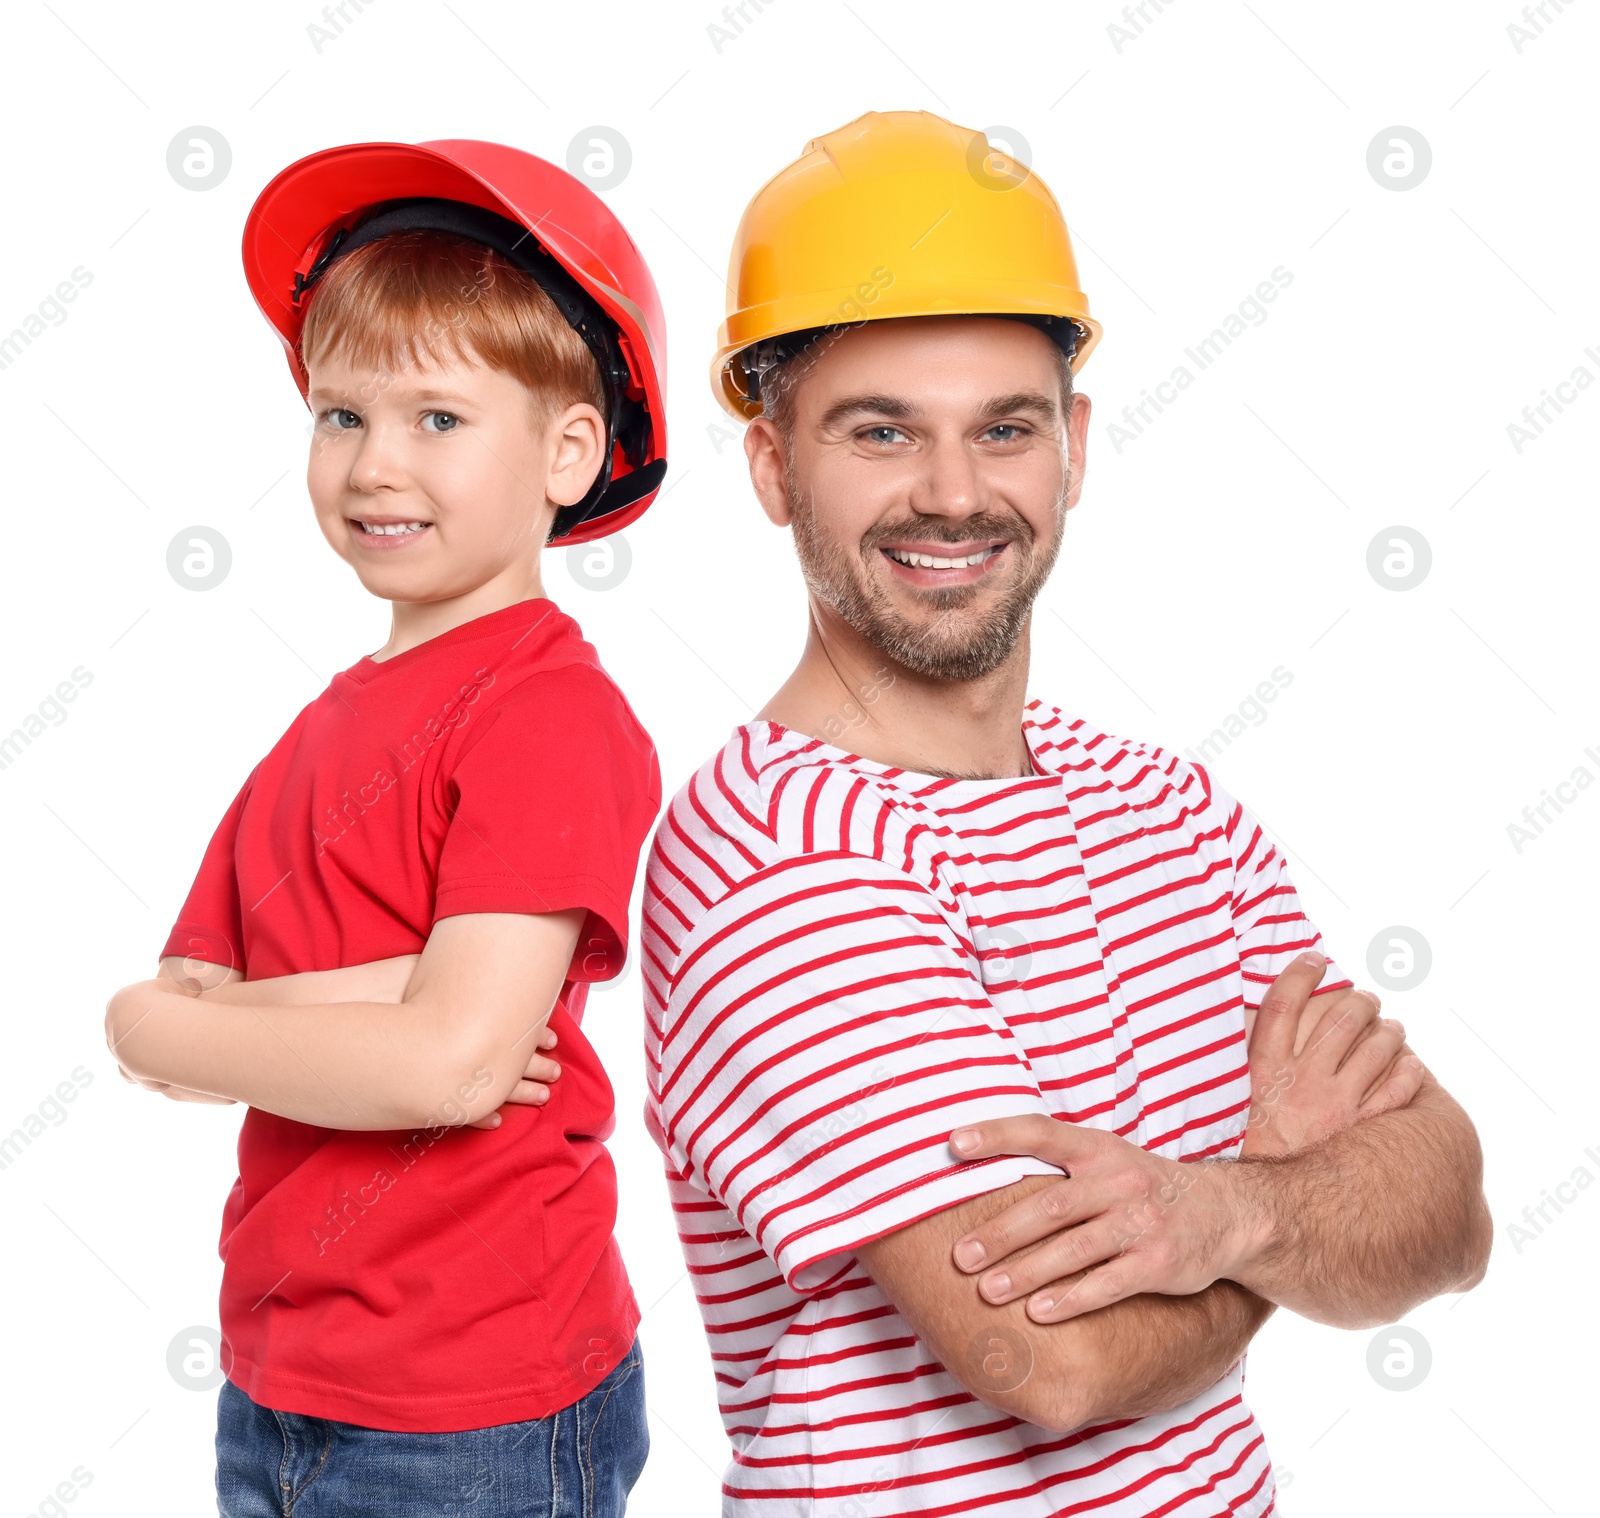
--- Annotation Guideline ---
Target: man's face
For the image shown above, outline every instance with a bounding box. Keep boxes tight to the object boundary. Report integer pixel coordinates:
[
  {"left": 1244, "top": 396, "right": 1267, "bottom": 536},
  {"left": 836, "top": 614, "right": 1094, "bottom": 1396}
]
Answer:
[{"left": 755, "top": 317, "right": 1091, "bottom": 681}]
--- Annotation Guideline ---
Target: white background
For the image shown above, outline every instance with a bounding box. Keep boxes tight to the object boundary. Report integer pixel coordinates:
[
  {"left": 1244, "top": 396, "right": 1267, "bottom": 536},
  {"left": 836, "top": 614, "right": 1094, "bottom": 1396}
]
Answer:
[{"left": 1, "top": 1, "right": 1595, "bottom": 1514}]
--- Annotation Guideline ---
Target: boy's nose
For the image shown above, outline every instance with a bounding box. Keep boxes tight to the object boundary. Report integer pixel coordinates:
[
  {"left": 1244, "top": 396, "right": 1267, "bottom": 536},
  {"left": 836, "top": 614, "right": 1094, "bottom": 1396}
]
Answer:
[{"left": 348, "top": 426, "right": 407, "bottom": 491}]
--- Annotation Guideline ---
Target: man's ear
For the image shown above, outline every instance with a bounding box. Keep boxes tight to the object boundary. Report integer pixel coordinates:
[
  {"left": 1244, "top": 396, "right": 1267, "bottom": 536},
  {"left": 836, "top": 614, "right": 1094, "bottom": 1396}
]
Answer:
[
  {"left": 745, "top": 416, "right": 792, "bottom": 527},
  {"left": 1064, "top": 390, "right": 1092, "bottom": 511},
  {"left": 544, "top": 402, "right": 608, "bottom": 508}
]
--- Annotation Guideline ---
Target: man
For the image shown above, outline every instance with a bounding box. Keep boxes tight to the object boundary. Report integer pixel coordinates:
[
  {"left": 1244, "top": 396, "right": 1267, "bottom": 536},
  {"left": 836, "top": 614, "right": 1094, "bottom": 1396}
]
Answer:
[{"left": 643, "top": 111, "right": 1491, "bottom": 1516}]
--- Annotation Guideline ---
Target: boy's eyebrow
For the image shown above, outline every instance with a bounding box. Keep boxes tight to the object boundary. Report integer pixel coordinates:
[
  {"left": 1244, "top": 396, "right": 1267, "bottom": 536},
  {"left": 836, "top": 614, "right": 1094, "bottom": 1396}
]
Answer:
[
  {"left": 305, "top": 385, "right": 475, "bottom": 405},
  {"left": 401, "top": 387, "right": 475, "bottom": 404}
]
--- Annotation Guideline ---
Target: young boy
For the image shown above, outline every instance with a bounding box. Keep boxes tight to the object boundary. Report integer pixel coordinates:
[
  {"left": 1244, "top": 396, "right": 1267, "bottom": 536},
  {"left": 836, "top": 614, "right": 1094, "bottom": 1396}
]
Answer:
[{"left": 104, "top": 139, "right": 669, "bottom": 1516}]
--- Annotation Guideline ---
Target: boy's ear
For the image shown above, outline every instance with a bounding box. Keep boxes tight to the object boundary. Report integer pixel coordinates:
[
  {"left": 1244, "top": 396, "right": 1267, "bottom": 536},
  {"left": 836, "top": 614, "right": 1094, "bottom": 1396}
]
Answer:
[{"left": 544, "top": 402, "right": 608, "bottom": 509}]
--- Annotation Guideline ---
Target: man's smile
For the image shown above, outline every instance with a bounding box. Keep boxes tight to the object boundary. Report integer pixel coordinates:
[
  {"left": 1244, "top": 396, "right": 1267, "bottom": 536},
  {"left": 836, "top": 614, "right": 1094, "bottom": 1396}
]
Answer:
[{"left": 877, "top": 539, "right": 1011, "bottom": 588}]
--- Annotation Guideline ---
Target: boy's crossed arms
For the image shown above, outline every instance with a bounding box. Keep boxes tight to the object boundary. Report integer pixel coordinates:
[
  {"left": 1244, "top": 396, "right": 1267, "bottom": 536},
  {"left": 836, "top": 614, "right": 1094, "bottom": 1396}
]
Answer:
[{"left": 106, "top": 911, "right": 571, "bottom": 1131}]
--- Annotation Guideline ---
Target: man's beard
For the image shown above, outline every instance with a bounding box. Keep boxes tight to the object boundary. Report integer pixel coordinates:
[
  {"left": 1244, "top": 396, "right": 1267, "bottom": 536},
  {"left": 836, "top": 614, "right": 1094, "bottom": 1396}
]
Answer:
[{"left": 786, "top": 472, "right": 1067, "bottom": 682}]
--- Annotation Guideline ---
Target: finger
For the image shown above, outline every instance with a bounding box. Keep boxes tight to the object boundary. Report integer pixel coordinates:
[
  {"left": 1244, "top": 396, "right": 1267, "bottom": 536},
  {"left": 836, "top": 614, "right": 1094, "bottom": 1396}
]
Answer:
[
  {"left": 1248, "top": 952, "right": 1328, "bottom": 1068},
  {"left": 466, "top": 1111, "right": 504, "bottom": 1130},
  {"left": 1341, "top": 1017, "right": 1406, "bottom": 1088},
  {"left": 948, "top": 1113, "right": 1104, "bottom": 1172},
  {"left": 519, "top": 1055, "right": 562, "bottom": 1085},
  {"left": 984, "top": 1216, "right": 1134, "bottom": 1311},
  {"left": 1305, "top": 989, "right": 1381, "bottom": 1069},
  {"left": 1026, "top": 1255, "right": 1149, "bottom": 1323},
  {"left": 539, "top": 1029, "right": 559, "bottom": 1051},
  {"left": 973, "top": 1193, "right": 1139, "bottom": 1302},
  {"left": 954, "top": 1179, "right": 1114, "bottom": 1276},
  {"left": 501, "top": 1079, "right": 552, "bottom": 1107},
  {"left": 1359, "top": 1055, "right": 1425, "bottom": 1116}
]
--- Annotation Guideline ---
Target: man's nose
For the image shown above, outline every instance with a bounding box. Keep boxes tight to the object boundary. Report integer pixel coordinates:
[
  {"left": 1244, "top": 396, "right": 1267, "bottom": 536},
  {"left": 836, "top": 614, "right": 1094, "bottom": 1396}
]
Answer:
[{"left": 908, "top": 432, "right": 982, "bottom": 521}]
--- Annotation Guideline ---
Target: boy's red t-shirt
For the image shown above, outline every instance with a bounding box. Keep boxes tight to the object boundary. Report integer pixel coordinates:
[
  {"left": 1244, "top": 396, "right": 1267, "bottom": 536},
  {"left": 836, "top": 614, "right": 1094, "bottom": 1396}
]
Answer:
[{"left": 160, "top": 596, "right": 661, "bottom": 1433}]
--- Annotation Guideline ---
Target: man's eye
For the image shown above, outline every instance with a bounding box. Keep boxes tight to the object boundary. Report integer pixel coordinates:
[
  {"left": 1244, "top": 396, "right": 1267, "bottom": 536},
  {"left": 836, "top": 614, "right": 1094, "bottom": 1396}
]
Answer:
[
  {"left": 861, "top": 425, "right": 907, "bottom": 445},
  {"left": 421, "top": 412, "right": 461, "bottom": 433},
  {"left": 985, "top": 424, "right": 1028, "bottom": 442},
  {"left": 324, "top": 408, "right": 361, "bottom": 430}
]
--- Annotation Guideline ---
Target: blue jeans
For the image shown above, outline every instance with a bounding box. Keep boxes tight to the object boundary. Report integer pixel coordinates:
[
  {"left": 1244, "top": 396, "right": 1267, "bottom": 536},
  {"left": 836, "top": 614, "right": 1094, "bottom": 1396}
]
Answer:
[{"left": 216, "top": 1338, "right": 648, "bottom": 1517}]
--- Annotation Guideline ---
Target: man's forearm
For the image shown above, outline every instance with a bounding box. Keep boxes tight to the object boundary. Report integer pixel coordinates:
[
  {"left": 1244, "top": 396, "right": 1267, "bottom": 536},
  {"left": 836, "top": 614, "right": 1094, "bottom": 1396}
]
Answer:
[
  {"left": 860, "top": 1176, "right": 1277, "bottom": 1433},
  {"left": 1062, "top": 1279, "right": 1275, "bottom": 1427},
  {"left": 1224, "top": 1069, "right": 1492, "bottom": 1328}
]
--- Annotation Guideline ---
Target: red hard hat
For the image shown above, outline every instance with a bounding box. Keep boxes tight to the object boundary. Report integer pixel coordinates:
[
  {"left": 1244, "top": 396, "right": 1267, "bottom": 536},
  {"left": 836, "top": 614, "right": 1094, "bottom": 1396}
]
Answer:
[{"left": 241, "top": 139, "right": 668, "bottom": 545}]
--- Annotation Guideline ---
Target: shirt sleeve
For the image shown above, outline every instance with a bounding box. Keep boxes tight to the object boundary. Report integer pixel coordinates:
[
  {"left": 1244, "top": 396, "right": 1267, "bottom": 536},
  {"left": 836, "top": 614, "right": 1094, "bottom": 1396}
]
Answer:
[
  {"left": 433, "top": 665, "right": 661, "bottom": 981},
  {"left": 655, "top": 851, "right": 1065, "bottom": 1294},
  {"left": 1194, "top": 763, "right": 1355, "bottom": 1008},
  {"left": 159, "top": 770, "right": 253, "bottom": 975}
]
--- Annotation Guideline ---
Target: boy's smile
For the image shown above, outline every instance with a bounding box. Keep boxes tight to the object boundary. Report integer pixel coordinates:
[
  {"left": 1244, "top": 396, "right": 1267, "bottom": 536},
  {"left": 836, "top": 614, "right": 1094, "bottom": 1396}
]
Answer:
[
  {"left": 303, "top": 353, "right": 605, "bottom": 650},
  {"left": 350, "top": 515, "right": 433, "bottom": 544}
]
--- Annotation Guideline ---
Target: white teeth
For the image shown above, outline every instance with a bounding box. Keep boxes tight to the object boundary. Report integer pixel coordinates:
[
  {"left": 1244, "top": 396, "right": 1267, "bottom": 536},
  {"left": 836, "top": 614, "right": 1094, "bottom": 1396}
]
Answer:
[
  {"left": 358, "top": 521, "right": 428, "bottom": 536},
  {"left": 888, "top": 546, "right": 998, "bottom": 569}
]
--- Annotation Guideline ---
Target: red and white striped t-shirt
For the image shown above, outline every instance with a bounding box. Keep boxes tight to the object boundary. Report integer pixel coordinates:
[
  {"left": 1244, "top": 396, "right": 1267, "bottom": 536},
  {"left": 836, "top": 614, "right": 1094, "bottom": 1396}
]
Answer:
[{"left": 642, "top": 702, "right": 1352, "bottom": 1517}]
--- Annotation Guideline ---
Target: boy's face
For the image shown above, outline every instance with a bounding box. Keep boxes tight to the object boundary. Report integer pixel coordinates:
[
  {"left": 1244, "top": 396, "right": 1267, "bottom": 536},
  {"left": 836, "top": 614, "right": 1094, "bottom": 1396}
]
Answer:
[{"left": 305, "top": 352, "right": 604, "bottom": 603}]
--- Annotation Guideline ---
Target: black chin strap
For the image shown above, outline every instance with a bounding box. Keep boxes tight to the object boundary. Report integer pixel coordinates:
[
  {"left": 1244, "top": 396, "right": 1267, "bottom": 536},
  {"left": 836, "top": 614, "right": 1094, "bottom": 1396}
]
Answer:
[{"left": 293, "top": 197, "right": 659, "bottom": 539}]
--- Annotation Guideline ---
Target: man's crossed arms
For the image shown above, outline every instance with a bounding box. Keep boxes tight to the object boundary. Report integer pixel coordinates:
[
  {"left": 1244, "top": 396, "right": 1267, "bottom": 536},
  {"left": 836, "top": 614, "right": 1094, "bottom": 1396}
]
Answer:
[{"left": 859, "top": 952, "right": 1493, "bottom": 1434}]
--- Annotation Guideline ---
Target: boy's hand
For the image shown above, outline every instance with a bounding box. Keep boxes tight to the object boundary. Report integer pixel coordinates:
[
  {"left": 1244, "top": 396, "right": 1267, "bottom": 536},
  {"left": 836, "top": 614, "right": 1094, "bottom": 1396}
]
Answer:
[
  {"left": 108, "top": 976, "right": 238, "bottom": 1105},
  {"left": 465, "top": 1028, "right": 562, "bottom": 1129}
]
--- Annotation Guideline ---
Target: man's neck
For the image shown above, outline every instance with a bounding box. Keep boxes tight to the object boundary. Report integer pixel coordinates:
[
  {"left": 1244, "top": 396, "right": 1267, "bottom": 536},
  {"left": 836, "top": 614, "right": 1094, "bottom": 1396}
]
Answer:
[{"left": 756, "top": 606, "right": 1035, "bottom": 780}]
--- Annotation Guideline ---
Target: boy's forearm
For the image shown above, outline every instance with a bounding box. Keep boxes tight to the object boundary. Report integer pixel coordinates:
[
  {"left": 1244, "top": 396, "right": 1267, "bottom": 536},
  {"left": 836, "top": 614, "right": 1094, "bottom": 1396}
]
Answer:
[
  {"left": 195, "top": 956, "right": 419, "bottom": 1010},
  {"left": 108, "top": 984, "right": 504, "bottom": 1130},
  {"left": 1224, "top": 1070, "right": 1492, "bottom": 1327}
]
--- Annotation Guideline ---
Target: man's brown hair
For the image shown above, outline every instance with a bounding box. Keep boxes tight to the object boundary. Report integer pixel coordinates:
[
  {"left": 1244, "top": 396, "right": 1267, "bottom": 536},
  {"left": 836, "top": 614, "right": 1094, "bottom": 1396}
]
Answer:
[{"left": 758, "top": 317, "right": 1075, "bottom": 444}]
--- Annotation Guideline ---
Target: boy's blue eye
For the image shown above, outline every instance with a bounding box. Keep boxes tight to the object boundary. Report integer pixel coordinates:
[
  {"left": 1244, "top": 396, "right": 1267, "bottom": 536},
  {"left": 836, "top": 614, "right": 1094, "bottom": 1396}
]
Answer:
[
  {"left": 422, "top": 412, "right": 460, "bottom": 433},
  {"left": 326, "top": 408, "right": 361, "bottom": 430}
]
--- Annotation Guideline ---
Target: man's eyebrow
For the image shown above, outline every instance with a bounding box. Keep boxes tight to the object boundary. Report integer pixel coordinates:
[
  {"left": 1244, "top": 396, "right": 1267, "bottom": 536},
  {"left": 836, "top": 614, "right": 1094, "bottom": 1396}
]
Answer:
[
  {"left": 816, "top": 393, "right": 914, "bottom": 430},
  {"left": 978, "top": 390, "right": 1060, "bottom": 421},
  {"left": 815, "top": 390, "right": 1061, "bottom": 431}
]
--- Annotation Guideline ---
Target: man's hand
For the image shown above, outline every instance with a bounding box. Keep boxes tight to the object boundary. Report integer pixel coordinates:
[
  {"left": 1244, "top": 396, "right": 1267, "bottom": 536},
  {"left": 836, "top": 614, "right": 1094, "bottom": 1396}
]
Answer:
[
  {"left": 1241, "top": 952, "right": 1424, "bottom": 1157},
  {"left": 942, "top": 1116, "right": 1255, "bottom": 1322},
  {"left": 943, "top": 953, "right": 1429, "bottom": 1322}
]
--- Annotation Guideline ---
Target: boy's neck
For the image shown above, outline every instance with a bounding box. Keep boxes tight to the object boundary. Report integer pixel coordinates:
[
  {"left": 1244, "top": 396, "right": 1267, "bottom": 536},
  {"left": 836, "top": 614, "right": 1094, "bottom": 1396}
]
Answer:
[{"left": 370, "top": 563, "right": 547, "bottom": 664}]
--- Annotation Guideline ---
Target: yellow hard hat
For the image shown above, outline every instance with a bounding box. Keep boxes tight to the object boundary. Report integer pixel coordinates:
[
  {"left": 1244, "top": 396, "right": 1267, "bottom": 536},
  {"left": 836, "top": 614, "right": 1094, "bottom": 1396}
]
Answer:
[{"left": 712, "top": 109, "right": 1102, "bottom": 421}]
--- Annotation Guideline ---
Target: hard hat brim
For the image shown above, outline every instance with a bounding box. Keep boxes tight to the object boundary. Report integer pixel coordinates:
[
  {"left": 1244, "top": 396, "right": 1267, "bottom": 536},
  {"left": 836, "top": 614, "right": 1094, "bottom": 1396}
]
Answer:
[{"left": 713, "top": 302, "right": 1103, "bottom": 422}]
